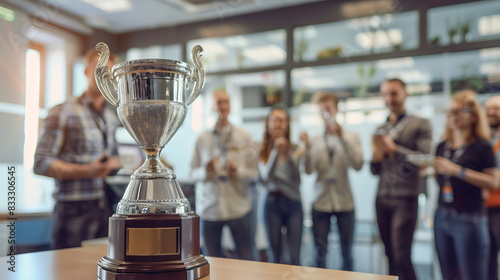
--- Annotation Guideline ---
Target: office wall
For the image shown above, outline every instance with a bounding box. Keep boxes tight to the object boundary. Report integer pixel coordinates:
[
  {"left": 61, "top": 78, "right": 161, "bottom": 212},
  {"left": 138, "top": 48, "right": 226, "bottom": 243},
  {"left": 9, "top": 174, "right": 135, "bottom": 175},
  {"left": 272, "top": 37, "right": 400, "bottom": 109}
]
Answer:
[
  {"left": 0, "top": 4, "right": 92, "bottom": 214},
  {"left": 0, "top": 6, "right": 29, "bottom": 164}
]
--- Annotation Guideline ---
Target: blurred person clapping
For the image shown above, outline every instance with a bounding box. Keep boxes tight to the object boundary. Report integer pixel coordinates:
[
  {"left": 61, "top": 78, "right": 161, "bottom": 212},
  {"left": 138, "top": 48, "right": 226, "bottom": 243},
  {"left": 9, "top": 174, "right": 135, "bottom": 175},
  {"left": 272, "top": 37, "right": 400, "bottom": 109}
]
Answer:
[{"left": 433, "top": 90, "right": 498, "bottom": 280}]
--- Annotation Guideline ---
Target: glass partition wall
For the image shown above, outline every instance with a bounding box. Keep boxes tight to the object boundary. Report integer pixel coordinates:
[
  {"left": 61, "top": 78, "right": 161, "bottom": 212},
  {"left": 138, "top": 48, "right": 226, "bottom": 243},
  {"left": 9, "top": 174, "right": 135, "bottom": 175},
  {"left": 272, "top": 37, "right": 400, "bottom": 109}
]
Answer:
[
  {"left": 187, "top": 29, "right": 287, "bottom": 72},
  {"left": 428, "top": 1, "right": 500, "bottom": 46},
  {"left": 117, "top": 1, "right": 500, "bottom": 223},
  {"left": 125, "top": 0, "right": 500, "bottom": 247},
  {"left": 294, "top": 11, "right": 419, "bottom": 61}
]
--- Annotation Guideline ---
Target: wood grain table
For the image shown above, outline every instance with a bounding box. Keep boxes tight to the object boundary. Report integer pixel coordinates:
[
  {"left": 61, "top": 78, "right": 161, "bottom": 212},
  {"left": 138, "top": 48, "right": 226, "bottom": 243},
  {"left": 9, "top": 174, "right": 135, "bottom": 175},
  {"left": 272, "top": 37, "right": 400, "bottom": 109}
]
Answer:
[{"left": 0, "top": 245, "right": 398, "bottom": 280}]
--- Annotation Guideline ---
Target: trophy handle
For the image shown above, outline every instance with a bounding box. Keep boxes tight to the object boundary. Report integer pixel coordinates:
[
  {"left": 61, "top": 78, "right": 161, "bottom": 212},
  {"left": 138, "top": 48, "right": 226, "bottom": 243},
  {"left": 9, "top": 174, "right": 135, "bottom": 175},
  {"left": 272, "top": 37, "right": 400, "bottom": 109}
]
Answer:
[
  {"left": 95, "top": 42, "right": 119, "bottom": 107},
  {"left": 186, "top": 45, "right": 205, "bottom": 106}
]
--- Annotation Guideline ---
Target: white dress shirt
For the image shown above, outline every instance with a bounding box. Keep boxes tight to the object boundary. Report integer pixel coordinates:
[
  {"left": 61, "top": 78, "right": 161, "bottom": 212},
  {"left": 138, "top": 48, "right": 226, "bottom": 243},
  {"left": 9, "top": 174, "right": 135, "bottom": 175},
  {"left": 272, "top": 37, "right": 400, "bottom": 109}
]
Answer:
[
  {"left": 305, "top": 130, "right": 363, "bottom": 213},
  {"left": 190, "top": 124, "right": 257, "bottom": 221}
]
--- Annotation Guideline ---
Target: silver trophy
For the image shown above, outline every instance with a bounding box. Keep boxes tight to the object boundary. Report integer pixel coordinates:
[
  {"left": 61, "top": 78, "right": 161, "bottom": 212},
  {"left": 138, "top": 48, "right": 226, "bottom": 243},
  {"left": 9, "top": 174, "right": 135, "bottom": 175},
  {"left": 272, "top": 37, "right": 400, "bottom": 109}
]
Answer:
[{"left": 94, "top": 42, "right": 209, "bottom": 280}]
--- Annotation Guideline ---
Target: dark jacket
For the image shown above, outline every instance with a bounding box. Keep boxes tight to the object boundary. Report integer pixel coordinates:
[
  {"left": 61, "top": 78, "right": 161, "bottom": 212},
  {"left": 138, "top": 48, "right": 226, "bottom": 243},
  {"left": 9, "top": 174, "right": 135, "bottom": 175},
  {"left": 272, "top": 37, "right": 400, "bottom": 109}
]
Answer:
[{"left": 371, "top": 115, "right": 432, "bottom": 198}]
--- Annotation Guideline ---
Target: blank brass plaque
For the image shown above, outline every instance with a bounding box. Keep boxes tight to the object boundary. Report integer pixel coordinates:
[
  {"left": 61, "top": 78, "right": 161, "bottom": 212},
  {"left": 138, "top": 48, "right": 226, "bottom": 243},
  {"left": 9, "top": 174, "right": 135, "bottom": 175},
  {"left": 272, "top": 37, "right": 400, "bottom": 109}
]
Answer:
[{"left": 126, "top": 227, "right": 179, "bottom": 256}]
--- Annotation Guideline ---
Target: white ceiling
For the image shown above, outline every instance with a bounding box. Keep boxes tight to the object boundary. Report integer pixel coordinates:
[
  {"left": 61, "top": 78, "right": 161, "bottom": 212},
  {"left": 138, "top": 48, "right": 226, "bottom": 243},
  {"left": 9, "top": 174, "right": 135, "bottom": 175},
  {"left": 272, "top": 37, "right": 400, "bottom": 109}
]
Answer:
[{"left": 13, "top": 0, "right": 324, "bottom": 34}]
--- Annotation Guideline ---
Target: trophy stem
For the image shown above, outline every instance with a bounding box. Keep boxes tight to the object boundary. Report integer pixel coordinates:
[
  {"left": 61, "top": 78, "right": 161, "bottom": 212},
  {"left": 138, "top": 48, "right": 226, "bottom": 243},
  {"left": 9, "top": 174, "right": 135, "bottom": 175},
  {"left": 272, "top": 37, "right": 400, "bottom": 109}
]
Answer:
[
  {"left": 95, "top": 42, "right": 209, "bottom": 280},
  {"left": 133, "top": 146, "right": 174, "bottom": 179}
]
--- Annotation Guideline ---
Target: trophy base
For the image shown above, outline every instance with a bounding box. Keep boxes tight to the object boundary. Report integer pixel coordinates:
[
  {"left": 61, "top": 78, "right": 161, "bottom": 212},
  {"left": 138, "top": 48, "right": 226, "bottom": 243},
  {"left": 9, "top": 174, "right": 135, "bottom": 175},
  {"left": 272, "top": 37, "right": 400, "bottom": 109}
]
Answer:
[
  {"left": 97, "top": 213, "right": 209, "bottom": 280},
  {"left": 97, "top": 259, "right": 209, "bottom": 280}
]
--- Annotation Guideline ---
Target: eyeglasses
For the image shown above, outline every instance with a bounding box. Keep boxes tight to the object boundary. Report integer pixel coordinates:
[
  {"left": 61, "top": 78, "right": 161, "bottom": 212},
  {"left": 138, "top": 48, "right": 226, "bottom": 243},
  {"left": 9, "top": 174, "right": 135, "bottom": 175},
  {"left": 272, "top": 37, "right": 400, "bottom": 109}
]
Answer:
[
  {"left": 486, "top": 106, "right": 500, "bottom": 112},
  {"left": 446, "top": 107, "right": 472, "bottom": 115}
]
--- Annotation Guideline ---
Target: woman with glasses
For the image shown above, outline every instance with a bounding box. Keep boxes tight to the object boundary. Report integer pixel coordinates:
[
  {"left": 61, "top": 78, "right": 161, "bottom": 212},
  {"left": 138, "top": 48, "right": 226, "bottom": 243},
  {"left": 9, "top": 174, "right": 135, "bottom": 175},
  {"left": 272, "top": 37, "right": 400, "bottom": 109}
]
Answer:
[
  {"left": 433, "top": 90, "right": 499, "bottom": 280},
  {"left": 258, "top": 106, "right": 304, "bottom": 265}
]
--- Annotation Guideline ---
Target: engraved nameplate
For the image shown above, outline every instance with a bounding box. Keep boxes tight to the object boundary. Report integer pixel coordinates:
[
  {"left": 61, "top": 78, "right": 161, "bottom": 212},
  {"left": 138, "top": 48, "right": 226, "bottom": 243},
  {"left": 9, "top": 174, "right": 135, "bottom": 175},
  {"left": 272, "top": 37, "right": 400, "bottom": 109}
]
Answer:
[{"left": 126, "top": 227, "right": 179, "bottom": 256}]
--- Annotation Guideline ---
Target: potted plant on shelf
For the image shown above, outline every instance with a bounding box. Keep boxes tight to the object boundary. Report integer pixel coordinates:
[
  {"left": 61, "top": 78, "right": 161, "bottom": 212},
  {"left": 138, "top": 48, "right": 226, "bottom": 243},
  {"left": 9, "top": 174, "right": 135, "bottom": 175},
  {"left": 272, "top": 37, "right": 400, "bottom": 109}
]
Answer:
[
  {"left": 316, "top": 46, "right": 343, "bottom": 60},
  {"left": 356, "top": 63, "right": 377, "bottom": 98},
  {"left": 295, "top": 35, "right": 308, "bottom": 62},
  {"left": 236, "top": 47, "right": 245, "bottom": 69},
  {"left": 460, "top": 18, "right": 471, "bottom": 43},
  {"left": 446, "top": 18, "right": 458, "bottom": 45}
]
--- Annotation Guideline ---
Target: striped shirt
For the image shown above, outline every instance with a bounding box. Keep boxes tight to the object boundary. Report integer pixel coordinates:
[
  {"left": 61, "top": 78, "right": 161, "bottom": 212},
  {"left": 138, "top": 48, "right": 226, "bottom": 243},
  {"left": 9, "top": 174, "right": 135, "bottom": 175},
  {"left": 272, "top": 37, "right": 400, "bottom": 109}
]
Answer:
[{"left": 34, "top": 93, "right": 120, "bottom": 201}]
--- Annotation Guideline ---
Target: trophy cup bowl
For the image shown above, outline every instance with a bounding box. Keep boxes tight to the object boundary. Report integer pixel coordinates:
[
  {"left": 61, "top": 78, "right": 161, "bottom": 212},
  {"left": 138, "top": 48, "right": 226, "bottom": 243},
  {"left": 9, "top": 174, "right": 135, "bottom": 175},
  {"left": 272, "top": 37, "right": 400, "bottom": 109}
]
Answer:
[{"left": 94, "top": 42, "right": 209, "bottom": 280}]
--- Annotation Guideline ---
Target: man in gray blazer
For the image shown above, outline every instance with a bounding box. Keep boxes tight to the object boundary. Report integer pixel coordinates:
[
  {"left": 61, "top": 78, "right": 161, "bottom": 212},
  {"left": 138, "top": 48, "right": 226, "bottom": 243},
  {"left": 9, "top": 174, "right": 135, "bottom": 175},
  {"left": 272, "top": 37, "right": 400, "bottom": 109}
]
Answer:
[{"left": 370, "top": 78, "right": 432, "bottom": 280}]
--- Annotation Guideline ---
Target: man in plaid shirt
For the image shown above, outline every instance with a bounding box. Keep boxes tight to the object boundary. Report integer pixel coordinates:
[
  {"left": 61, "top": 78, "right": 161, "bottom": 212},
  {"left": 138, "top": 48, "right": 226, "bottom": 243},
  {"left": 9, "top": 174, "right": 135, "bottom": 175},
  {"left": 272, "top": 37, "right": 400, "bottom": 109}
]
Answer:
[{"left": 34, "top": 48, "right": 121, "bottom": 249}]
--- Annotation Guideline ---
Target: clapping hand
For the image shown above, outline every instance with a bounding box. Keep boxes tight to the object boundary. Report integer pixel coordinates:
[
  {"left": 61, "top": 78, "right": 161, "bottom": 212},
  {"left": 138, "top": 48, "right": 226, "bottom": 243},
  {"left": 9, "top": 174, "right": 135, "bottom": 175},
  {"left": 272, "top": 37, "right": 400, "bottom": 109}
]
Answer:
[
  {"left": 373, "top": 135, "right": 397, "bottom": 156},
  {"left": 206, "top": 158, "right": 219, "bottom": 176},
  {"left": 274, "top": 137, "right": 290, "bottom": 155},
  {"left": 226, "top": 160, "right": 238, "bottom": 178},
  {"left": 299, "top": 132, "right": 309, "bottom": 148},
  {"left": 90, "top": 156, "right": 121, "bottom": 178},
  {"left": 90, "top": 157, "right": 108, "bottom": 178},
  {"left": 433, "top": 156, "right": 460, "bottom": 176}
]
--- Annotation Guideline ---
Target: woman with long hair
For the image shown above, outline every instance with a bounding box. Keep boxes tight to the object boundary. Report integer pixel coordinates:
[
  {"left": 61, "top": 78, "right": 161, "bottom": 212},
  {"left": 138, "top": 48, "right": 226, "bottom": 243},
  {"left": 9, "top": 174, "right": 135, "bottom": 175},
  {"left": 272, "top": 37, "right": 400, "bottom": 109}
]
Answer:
[
  {"left": 433, "top": 90, "right": 499, "bottom": 280},
  {"left": 258, "top": 107, "right": 304, "bottom": 265}
]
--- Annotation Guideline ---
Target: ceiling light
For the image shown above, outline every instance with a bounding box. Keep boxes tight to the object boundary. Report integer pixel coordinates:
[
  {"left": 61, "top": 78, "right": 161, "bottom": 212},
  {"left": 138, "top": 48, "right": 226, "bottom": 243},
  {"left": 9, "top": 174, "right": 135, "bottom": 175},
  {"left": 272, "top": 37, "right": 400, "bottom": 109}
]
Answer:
[
  {"left": 84, "top": 16, "right": 112, "bottom": 30},
  {"left": 82, "top": 0, "right": 132, "bottom": 13},
  {"left": 243, "top": 45, "right": 286, "bottom": 63},
  {"left": 162, "top": 0, "right": 254, "bottom": 14},
  {"left": 478, "top": 15, "right": 500, "bottom": 36}
]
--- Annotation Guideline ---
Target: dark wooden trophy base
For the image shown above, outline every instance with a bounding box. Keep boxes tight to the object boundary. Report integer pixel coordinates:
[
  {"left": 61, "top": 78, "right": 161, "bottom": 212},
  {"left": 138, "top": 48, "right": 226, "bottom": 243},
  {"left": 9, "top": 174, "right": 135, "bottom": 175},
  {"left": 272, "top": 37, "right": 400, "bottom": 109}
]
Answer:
[{"left": 97, "top": 213, "right": 209, "bottom": 280}]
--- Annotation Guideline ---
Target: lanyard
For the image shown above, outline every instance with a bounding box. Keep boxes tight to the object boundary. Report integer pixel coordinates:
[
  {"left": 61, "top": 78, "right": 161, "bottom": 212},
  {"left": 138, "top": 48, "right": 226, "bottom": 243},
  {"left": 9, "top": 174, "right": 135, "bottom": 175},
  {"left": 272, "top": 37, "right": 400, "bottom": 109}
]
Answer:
[
  {"left": 323, "top": 133, "right": 335, "bottom": 165},
  {"left": 443, "top": 141, "right": 467, "bottom": 163},
  {"left": 442, "top": 141, "right": 467, "bottom": 185},
  {"left": 493, "top": 137, "right": 500, "bottom": 154},
  {"left": 86, "top": 101, "right": 109, "bottom": 151},
  {"left": 384, "top": 115, "right": 409, "bottom": 139},
  {"left": 213, "top": 125, "right": 233, "bottom": 159}
]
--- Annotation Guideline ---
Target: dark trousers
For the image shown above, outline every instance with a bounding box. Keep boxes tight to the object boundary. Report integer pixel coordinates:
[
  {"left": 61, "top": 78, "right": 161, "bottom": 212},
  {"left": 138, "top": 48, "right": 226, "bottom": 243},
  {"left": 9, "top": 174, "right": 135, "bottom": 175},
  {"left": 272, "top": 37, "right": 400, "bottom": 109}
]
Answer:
[
  {"left": 200, "top": 213, "right": 252, "bottom": 260},
  {"left": 52, "top": 198, "right": 110, "bottom": 249},
  {"left": 375, "top": 196, "right": 418, "bottom": 280},
  {"left": 488, "top": 207, "right": 500, "bottom": 280},
  {"left": 264, "top": 193, "right": 303, "bottom": 265},
  {"left": 312, "top": 209, "right": 355, "bottom": 270},
  {"left": 435, "top": 207, "right": 489, "bottom": 280},
  {"left": 248, "top": 185, "right": 259, "bottom": 261}
]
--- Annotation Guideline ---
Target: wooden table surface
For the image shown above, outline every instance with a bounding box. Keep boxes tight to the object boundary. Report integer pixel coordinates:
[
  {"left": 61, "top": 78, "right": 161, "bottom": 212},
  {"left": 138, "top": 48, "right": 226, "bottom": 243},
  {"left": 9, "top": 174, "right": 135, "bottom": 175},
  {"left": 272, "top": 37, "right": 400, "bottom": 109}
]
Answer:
[{"left": 0, "top": 245, "right": 398, "bottom": 280}]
